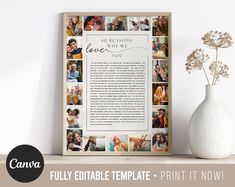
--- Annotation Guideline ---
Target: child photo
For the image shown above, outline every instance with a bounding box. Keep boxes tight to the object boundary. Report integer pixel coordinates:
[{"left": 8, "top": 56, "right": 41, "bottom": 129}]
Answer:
[
  {"left": 152, "top": 16, "right": 168, "bottom": 36},
  {"left": 67, "top": 37, "right": 82, "bottom": 59},
  {"left": 152, "top": 60, "right": 168, "bottom": 82},
  {"left": 152, "top": 106, "right": 168, "bottom": 128},
  {"left": 152, "top": 129, "right": 168, "bottom": 152},
  {"left": 66, "top": 16, "right": 83, "bottom": 36},
  {"left": 84, "top": 136, "right": 105, "bottom": 151},
  {"left": 106, "top": 16, "right": 127, "bottom": 31},
  {"left": 66, "top": 129, "right": 83, "bottom": 151},
  {"left": 152, "top": 83, "right": 168, "bottom": 105},
  {"left": 84, "top": 16, "right": 105, "bottom": 31},
  {"left": 66, "top": 106, "right": 82, "bottom": 128},
  {"left": 152, "top": 36, "right": 168, "bottom": 59},
  {"left": 67, "top": 83, "right": 83, "bottom": 105},
  {"left": 128, "top": 17, "right": 151, "bottom": 31},
  {"left": 67, "top": 60, "right": 83, "bottom": 82},
  {"left": 108, "top": 135, "right": 128, "bottom": 152},
  {"left": 129, "top": 134, "right": 151, "bottom": 151}
]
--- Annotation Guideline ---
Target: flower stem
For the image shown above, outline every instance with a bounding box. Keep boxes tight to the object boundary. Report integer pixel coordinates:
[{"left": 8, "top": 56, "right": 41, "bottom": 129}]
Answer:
[
  {"left": 212, "top": 47, "right": 219, "bottom": 85},
  {"left": 202, "top": 65, "right": 210, "bottom": 85}
]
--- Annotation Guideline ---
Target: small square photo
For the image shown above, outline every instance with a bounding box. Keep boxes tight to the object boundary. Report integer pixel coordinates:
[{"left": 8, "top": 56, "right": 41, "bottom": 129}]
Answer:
[
  {"left": 67, "top": 60, "right": 83, "bottom": 82},
  {"left": 66, "top": 16, "right": 83, "bottom": 36},
  {"left": 152, "top": 36, "right": 168, "bottom": 59},
  {"left": 152, "top": 129, "right": 168, "bottom": 152},
  {"left": 66, "top": 106, "right": 82, "bottom": 128},
  {"left": 108, "top": 135, "right": 128, "bottom": 152},
  {"left": 152, "top": 60, "right": 168, "bottom": 82},
  {"left": 106, "top": 16, "right": 127, "bottom": 31},
  {"left": 67, "top": 37, "right": 82, "bottom": 59},
  {"left": 84, "top": 16, "right": 105, "bottom": 31},
  {"left": 152, "top": 83, "right": 168, "bottom": 105},
  {"left": 129, "top": 134, "right": 151, "bottom": 151},
  {"left": 152, "top": 16, "right": 168, "bottom": 36},
  {"left": 66, "top": 129, "right": 83, "bottom": 151},
  {"left": 67, "top": 83, "right": 83, "bottom": 105},
  {"left": 152, "top": 106, "right": 168, "bottom": 128},
  {"left": 84, "top": 136, "right": 106, "bottom": 151},
  {"left": 128, "top": 17, "right": 151, "bottom": 31}
]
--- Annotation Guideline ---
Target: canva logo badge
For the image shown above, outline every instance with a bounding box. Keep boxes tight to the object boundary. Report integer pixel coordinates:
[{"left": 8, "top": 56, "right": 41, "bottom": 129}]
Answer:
[{"left": 6, "top": 144, "right": 44, "bottom": 182}]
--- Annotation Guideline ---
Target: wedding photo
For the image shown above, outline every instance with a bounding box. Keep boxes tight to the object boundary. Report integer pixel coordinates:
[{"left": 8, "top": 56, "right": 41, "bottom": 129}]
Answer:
[
  {"left": 83, "top": 136, "right": 106, "bottom": 152},
  {"left": 84, "top": 16, "right": 105, "bottom": 31},
  {"left": 66, "top": 16, "right": 83, "bottom": 36},
  {"left": 152, "top": 129, "right": 168, "bottom": 152},
  {"left": 152, "top": 60, "right": 168, "bottom": 82},
  {"left": 152, "top": 16, "right": 168, "bottom": 36},
  {"left": 152, "top": 36, "right": 168, "bottom": 59},
  {"left": 67, "top": 36, "right": 82, "bottom": 59},
  {"left": 128, "top": 17, "right": 151, "bottom": 31},
  {"left": 129, "top": 134, "right": 151, "bottom": 151},
  {"left": 152, "top": 106, "right": 168, "bottom": 128},
  {"left": 67, "top": 60, "right": 83, "bottom": 82},
  {"left": 106, "top": 16, "right": 127, "bottom": 31},
  {"left": 66, "top": 106, "right": 81, "bottom": 128},
  {"left": 67, "top": 83, "right": 83, "bottom": 105},
  {"left": 108, "top": 135, "right": 128, "bottom": 152},
  {"left": 152, "top": 83, "right": 168, "bottom": 105},
  {"left": 66, "top": 129, "right": 83, "bottom": 152}
]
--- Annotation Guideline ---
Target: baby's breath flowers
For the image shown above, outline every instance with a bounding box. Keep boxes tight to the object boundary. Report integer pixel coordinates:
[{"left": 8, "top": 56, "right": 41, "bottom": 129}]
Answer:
[{"left": 186, "top": 30, "right": 232, "bottom": 85}]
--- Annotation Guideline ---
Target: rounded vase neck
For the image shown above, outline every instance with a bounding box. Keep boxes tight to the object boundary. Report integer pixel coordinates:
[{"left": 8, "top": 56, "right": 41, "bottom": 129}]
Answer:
[{"left": 205, "top": 85, "right": 218, "bottom": 100}]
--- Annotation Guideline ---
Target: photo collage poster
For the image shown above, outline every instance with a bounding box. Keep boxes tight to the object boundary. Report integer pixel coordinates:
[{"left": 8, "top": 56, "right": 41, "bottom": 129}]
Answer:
[{"left": 63, "top": 13, "right": 172, "bottom": 155}]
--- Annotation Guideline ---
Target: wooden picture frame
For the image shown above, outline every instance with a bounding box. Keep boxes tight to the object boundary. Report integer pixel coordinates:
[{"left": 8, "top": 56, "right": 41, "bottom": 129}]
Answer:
[{"left": 63, "top": 12, "right": 172, "bottom": 155}]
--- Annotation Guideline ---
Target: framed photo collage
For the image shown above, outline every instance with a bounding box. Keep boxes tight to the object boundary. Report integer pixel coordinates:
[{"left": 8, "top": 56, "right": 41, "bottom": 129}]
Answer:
[{"left": 63, "top": 12, "right": 172, "bottom": 155}]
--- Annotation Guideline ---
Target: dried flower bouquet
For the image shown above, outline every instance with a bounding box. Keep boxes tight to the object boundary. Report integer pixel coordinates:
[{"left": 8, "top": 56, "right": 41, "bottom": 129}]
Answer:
[{"left": 185, "top": 31, "right": 233, "bottom": 85}]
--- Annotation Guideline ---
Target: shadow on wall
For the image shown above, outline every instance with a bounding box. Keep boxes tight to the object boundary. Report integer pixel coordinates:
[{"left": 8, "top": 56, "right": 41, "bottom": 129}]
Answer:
[
  {"left": 172, "top": 109, "right": 191, "bottom": 154},
  {"left": 28, "top": 13, "right": 63, "bottom": 154}
]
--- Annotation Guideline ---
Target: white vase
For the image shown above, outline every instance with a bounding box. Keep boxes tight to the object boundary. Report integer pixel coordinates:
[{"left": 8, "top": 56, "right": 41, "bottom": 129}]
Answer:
[{"left": 189, "top": 85, "right": 235, "bottom": 158}]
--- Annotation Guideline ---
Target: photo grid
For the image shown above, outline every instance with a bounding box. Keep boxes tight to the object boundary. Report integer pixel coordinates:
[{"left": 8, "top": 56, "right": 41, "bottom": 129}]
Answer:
[
  {"left": 65, "top": 15, "right": 169, "bottom": 153},
  {"left": 152, "top": 16, "right": 169, "bottom": 153},
  {"left": 66, "top": 16, "right": 84, "bottom": 153}
]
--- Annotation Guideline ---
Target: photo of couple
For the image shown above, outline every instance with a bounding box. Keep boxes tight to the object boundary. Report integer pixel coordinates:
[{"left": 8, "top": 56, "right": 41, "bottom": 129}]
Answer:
[
  {"left": 152, "top": 106, "right": 168, "bottom": 128},
  {"left": 152, "top": 36, "right": 168, "bottom": 59},
  {"left": 128, "top": 17, "right": 151, "bottom": 31},
  {"left": 66, "top": 16, "right": 83, "bottom": 36},
  {"left": 67, "top": 129, "right": 83, "bottom": 151},
  {"left": 152, "top": 60, "right": 168, "bottom": 82},
  {"left": 152, "top": 130, "right": 168, "bottom": 152},
  {"left": 67, "top": 83, "right": 83, "bottom": 105},
  {"left": 67, "top": 61, "right": 83, "bottom": 82},
  {"left": 67, "top": 107, "right": 81, "bottom": 128},
  {"left": 152, "top": 83, "right": 168, "bottom": 105},
  {"left": 106, "top": 16, "right": 127, "bottom": 31},
  {"left": 152, "top": 16, "right": 168, "bottom": 36},
  {"left": 129, "top": 134, "right": 151, "bottom": 151},
  {"left": 84, "top": 16, "right": 105, "bottom": 31},
  {"left": 67, "top": 37, "right": 82, "bottom": 59}
]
